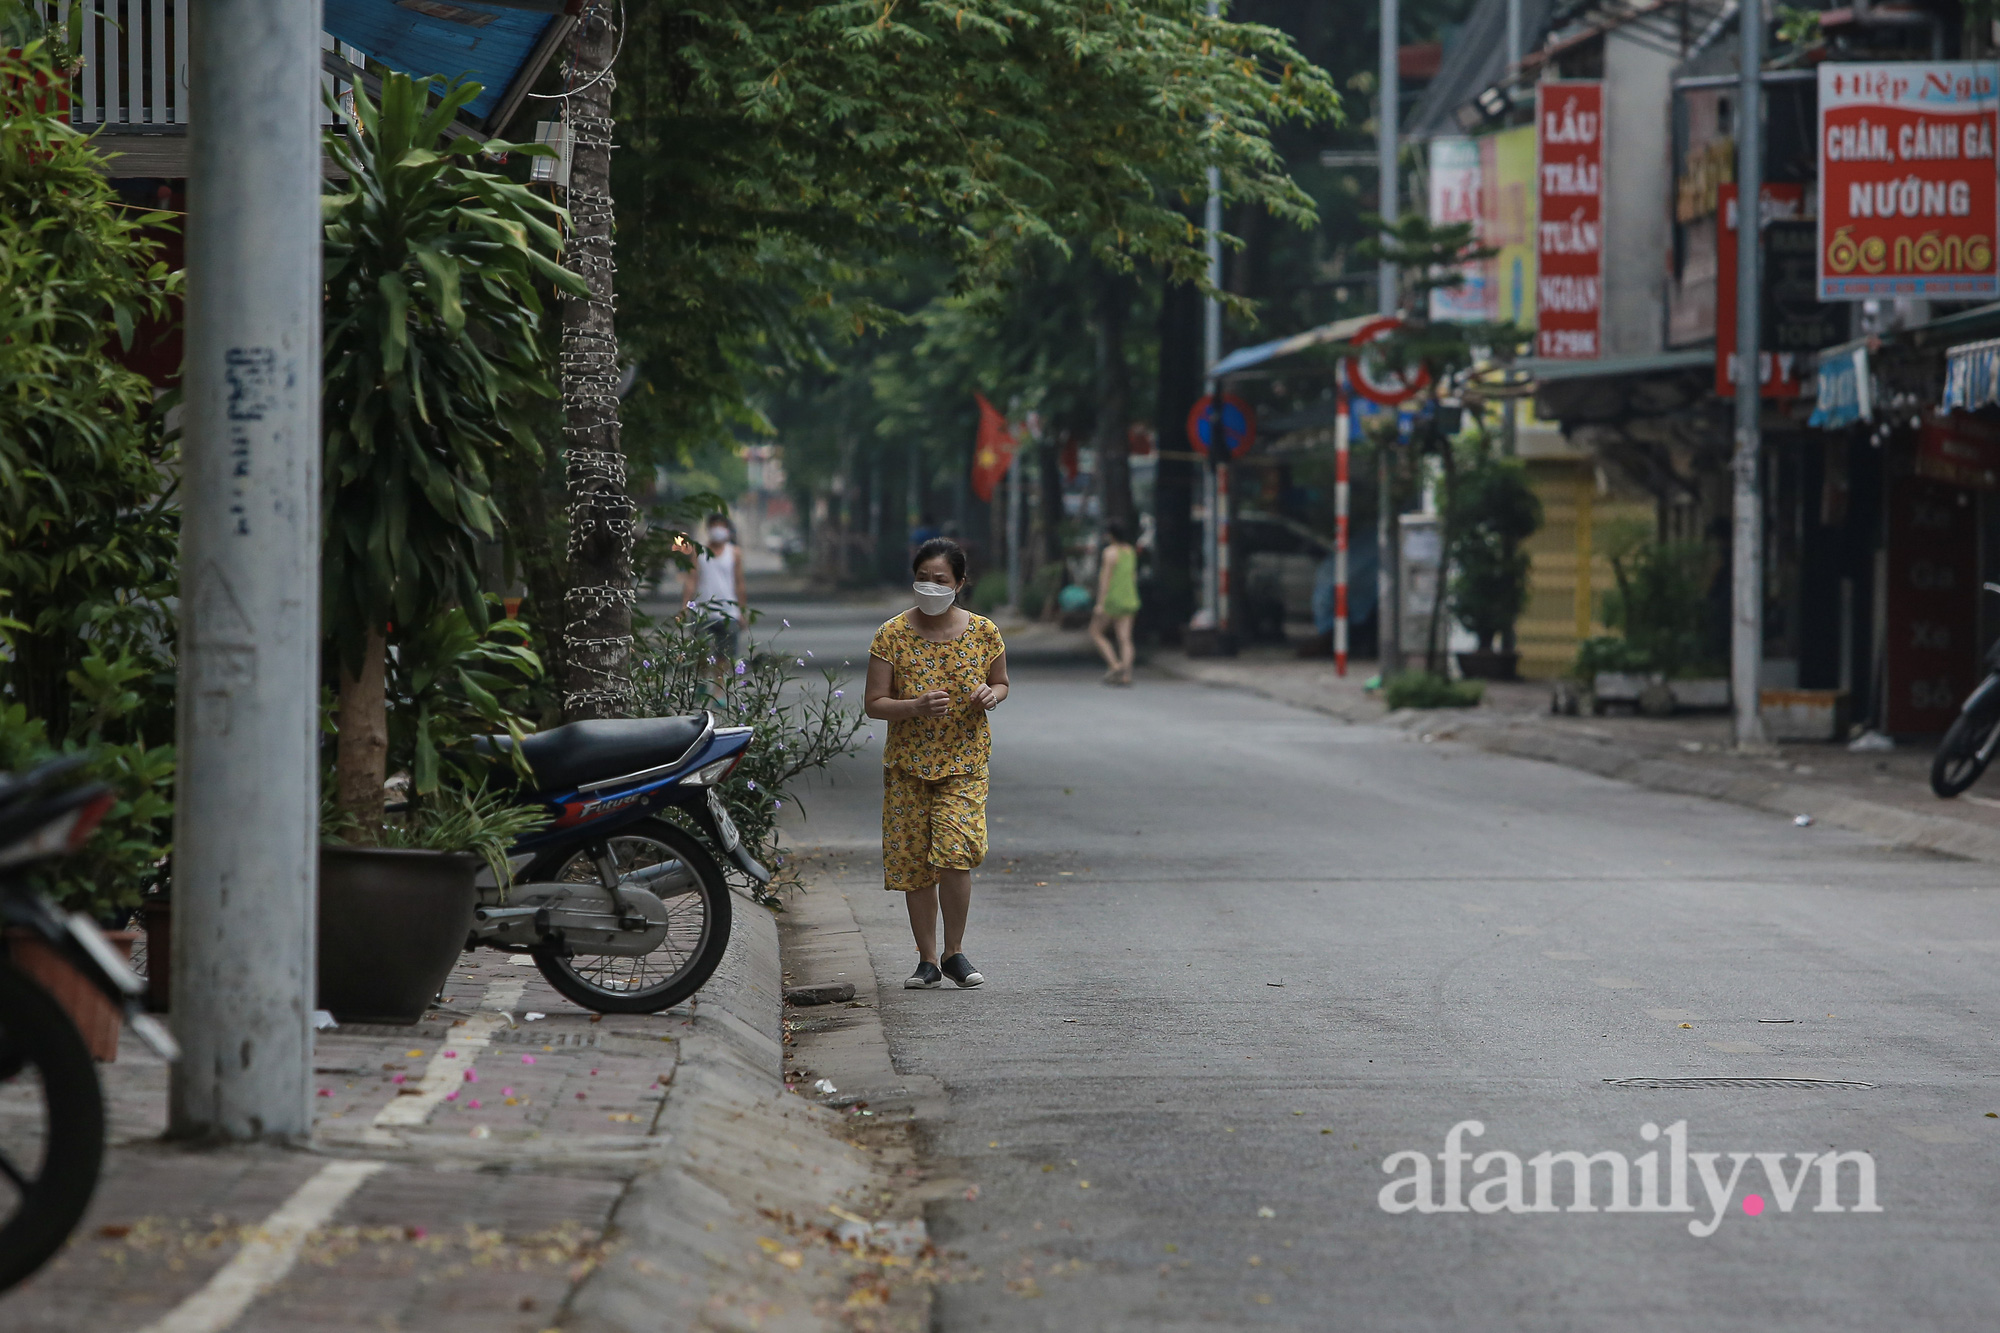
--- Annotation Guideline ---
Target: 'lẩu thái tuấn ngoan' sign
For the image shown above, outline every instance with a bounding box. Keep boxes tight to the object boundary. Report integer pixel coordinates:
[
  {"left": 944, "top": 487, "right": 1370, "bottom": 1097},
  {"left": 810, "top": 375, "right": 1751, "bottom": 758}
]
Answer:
[
  {"left": 1818, "top": 61, "right": 2000, "bottom": 300},
  {"left": 1535, "top": 81, "right": 1603, "bottom": 358}
]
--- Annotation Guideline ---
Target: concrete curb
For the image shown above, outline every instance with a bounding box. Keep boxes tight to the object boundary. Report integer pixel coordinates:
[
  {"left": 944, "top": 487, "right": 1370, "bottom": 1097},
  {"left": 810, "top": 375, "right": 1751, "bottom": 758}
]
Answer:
[{"left": 564, "top": 904, "right": 888, "bottom": 1333}]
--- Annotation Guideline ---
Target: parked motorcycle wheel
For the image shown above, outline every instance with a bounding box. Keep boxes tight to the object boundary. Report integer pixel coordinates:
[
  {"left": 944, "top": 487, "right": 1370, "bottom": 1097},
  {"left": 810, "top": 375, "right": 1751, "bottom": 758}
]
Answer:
[
  {"left": 526, "top": 817, "right": 733, "bottom": 1014},
  {"left": 1932, "top": 709, "right": 1999, "bottom": 798},
  {"left": 0, "top": 960, "right": 106, "bottom": 1291}
]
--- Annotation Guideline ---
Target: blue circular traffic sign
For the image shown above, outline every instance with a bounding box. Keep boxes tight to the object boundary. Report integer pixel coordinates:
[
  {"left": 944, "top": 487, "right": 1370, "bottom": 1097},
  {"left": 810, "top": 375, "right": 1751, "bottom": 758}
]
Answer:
[{"left": 1186, "top": 394, "right": 1257, "bottom": 457}]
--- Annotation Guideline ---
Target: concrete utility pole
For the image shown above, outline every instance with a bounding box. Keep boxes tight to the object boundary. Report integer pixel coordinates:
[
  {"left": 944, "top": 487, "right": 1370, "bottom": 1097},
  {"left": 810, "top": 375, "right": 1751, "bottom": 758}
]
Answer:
[
  {"left": 1378, "top": 0, "right": 1403, "bottom": 674},
  {"left": 170, "top": 0, "right": 323, "bottom": 1141},
  {"left": 1731, "top": 0, "right": 1765, "bottom": 747}
]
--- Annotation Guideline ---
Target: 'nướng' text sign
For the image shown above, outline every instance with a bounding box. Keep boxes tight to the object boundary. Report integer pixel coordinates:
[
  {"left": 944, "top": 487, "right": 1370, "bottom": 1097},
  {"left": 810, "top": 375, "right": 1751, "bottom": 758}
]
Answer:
[{"left": 1819, "top": 61, "right": 2000, "bottom": 300}]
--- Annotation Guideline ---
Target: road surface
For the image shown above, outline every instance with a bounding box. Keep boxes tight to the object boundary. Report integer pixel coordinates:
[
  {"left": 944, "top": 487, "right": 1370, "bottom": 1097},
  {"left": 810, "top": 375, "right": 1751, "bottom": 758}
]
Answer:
[{"left": 763, "top": 595, "right": 2000, "bottom": 1332}]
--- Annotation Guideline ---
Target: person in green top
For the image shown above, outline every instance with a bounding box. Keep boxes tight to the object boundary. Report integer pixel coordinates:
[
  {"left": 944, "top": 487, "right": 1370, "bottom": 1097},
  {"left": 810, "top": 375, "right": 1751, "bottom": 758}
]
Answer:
[{"left": 1089, "top": 520, "right": 1141, "bottom": 686}]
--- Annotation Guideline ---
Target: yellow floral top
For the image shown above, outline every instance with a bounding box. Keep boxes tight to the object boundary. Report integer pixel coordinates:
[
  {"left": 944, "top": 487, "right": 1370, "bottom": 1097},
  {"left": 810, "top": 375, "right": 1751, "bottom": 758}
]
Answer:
[{"left": 870, "top": 612, "right": 1006, "bottom": 779}]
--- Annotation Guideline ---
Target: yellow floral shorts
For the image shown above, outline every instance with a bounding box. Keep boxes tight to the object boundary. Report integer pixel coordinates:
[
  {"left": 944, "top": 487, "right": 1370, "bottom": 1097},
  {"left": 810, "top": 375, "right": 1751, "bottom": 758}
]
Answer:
[{"left": 881, "top": 766, "right": 988, "bottom": 892}]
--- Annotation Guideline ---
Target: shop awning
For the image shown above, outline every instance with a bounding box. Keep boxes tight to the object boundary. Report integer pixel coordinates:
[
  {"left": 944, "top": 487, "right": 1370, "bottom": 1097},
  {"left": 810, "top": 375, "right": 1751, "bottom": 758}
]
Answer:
[
  {"left": 1210, "top": 314, "right": 1380, "bottom": 377},
  {"left": 1942, "top": 337, "right": 2000, "bottom": 414},
  {"left": 322, "top": 0, "right": 577, "bottom": 134},
  {"left": 1516, "top": 348, "right": 1713, "bottom": 383}
]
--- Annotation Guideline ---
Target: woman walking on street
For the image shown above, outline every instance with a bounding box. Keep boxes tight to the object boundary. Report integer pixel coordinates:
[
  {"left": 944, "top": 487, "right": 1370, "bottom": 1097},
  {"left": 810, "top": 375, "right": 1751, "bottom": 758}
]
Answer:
[
  {"left": 865, "top": 538, "right": 1009, "bottom": 990},
  {"left": 1089, "top": 521, "right": 1140, "bottom": 685}
]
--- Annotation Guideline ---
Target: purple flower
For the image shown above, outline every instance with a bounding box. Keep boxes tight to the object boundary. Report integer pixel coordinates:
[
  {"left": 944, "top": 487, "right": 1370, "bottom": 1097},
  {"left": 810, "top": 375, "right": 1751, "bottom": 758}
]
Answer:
[
  {"left": 806, "top": 650, "right": 814, "bottom": 658},
  {"left": 796, "top": 659, "right": 805, "bottom": 667},
  {"left": 746, "top": 780, "right": 758, "bottom": 790},
  {"left": 782, "top": 618, "right": 790, "bottom": 627},
  {"left": 735, "top": 660, "right": 746, "bottom": 675},
  {"left": 833, "top": 689, "right": 844, "bottom": 698}
]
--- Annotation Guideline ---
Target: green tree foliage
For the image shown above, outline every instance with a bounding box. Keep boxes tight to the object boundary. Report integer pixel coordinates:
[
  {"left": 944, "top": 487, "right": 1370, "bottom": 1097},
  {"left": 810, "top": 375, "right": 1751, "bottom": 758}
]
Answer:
[
  {"left": 0, "top": 42, "right": 177, "bottom": 918},
  {"left": 321, "top": 72, "right": 582, "bottom": 829},
  {"left": 1602, "top": 537, "right": 1712, "bottom": 680},
  {"left": 610, "top": 0, "right": 1339, "bottom": 465},
  {"left": 1447, "top": 452, "right": 1541, "bottom": 649},
  {"left": 0, "top": 41, "right": 178, "bottom": 745}
]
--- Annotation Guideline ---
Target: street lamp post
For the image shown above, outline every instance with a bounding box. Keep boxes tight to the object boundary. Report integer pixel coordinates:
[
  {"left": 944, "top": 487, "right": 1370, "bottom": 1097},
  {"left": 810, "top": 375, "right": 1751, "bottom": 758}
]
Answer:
[{"left": 169, "top": 0, "right": 323, "bottom": 1141}]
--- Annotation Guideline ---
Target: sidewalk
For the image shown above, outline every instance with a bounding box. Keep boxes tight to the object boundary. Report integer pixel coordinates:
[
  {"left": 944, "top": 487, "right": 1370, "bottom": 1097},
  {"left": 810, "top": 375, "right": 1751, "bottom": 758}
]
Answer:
[
  {"left": 1151, "top": 644, "right": 2000, "bottom": 866},
  {"left": 4, "top": 896, "right": 939, "bottom": 1333}
]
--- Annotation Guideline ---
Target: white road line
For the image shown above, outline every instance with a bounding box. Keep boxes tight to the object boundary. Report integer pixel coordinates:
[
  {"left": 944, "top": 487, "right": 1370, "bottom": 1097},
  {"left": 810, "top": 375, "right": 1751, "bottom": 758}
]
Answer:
[
  {"left": 134, "top": 1159, "right": 385, "bottom": 1333},
  {"left": 371, "top": 977, "right": 526, "bottom": 1129}
]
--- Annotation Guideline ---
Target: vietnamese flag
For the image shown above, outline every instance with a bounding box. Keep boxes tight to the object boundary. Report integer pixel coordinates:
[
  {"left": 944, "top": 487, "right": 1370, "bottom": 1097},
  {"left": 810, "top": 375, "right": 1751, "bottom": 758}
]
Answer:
[{"left": 970, "top": 393, "right": 1016, "bottom": 502}]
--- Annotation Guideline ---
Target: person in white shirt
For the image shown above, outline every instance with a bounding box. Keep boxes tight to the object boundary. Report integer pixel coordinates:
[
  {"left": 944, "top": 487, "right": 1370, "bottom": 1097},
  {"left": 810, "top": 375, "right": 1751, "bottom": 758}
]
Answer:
[{"left": 681, "top": 513, "right": 747, "bottom": 675}]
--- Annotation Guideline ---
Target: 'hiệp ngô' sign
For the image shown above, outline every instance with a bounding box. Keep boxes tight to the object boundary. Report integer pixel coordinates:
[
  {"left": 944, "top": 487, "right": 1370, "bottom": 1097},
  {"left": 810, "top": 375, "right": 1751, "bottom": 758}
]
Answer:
[{"left": 1819, "top": 62, "right": 2000, "bottom": 300}]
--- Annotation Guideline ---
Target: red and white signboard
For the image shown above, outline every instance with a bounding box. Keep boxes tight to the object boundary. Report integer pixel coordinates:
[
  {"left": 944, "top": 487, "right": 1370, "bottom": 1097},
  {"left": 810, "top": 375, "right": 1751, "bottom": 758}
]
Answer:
[
  {"left": 1535, "top": 81, "right": 1603, "bottom": 359},
  {"left": 1818, "top": 61, "right": 2000, "bottom": 300}
]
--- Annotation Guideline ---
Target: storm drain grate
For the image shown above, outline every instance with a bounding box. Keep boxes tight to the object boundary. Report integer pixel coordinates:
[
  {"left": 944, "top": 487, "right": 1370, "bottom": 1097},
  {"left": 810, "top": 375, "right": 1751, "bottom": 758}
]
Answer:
[{"left": 1604, "top": 1076, "right": 1876, "bottom": 1091}]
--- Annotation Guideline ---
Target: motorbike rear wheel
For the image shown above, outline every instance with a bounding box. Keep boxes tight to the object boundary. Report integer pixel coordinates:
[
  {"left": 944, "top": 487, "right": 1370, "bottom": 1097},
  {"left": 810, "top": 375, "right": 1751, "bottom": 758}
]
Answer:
[
  {"left": 1932, "top": 708, "right": 1999, "bottom": 798},
  {"left": 526, "top": 817, "right": 733, "bottom": 1014},
  {"left": 0, "top": 960, "right": 106, "bottom": 1291}
]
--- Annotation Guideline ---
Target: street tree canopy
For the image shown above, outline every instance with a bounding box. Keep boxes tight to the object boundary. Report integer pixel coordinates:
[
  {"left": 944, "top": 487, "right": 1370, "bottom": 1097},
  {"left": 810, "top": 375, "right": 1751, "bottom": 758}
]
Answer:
[{"left": 611, "top": 0, "right": 1339, "bottom": 460}]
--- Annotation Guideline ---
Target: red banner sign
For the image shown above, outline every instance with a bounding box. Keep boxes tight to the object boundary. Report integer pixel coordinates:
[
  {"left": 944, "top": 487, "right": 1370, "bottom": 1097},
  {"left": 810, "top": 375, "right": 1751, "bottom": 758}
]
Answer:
[
  {"left": 1717, "top": 183, "right": 1808, "bottom": 397},
  {"left": 1818, "top": 61, "right": 2000, "bottom": 300},
  {"left": 1535, "top": 81, "right": 1603, "bottom": 359}
]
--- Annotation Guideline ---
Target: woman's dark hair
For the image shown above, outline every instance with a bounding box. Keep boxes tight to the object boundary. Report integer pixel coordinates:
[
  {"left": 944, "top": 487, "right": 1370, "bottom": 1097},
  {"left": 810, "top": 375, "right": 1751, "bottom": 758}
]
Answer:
[
  {"left": 912, "top": 536, "right": 967, "bottom": 584},
  {"left": 1105, "top": 519, "right": 1133, "bottom": 545}
]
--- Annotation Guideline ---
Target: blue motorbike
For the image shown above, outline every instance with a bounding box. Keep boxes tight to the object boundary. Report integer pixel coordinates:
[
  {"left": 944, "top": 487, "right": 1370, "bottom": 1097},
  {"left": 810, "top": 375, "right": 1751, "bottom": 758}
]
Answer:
[{"left": 469, "top": 712, "right": 770, "bottom": 1013}]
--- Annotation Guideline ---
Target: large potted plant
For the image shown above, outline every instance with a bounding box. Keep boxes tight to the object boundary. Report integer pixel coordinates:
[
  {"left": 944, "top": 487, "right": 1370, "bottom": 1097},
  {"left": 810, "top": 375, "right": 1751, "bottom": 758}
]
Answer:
[
  {"left": 1447, "top": 451, "right": 1542, "bottom": 680},
  {"left": 316, "top": 71, "right": 579, "bottom": 1019}
]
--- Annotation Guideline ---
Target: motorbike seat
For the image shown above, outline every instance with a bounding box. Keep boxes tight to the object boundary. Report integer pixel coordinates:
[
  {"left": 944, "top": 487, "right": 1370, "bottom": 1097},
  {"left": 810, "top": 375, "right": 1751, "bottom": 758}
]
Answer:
[{"left": 484, "top": 716, "right": 709, "bottom": 793}]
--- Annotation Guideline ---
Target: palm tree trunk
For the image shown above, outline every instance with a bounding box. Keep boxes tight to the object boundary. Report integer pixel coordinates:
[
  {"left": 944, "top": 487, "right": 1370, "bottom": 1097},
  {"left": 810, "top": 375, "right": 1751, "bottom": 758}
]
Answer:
[
  {"left": 558, "top": 2, "right": 634, "bottom": 721},
  {"left": 335, "top": 624, "right": 389, "bottom": 838}
]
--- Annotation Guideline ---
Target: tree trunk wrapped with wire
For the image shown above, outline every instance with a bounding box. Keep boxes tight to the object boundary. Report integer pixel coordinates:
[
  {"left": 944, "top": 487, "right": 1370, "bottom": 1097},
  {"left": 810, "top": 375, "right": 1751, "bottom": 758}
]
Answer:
[{"left": 558, "top": 2, "right": 635, "bottom": 721}]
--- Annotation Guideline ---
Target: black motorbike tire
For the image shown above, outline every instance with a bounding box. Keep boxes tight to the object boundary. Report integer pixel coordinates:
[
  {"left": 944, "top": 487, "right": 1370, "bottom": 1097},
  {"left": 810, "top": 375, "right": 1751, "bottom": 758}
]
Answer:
[
  {"left": 526, "top": 817, "right": 733, "bottom": 1014},
  {"left": 1932, "top": 708, "right": 1999, "bottom": 798},
  {"left": 0, "top": 960, "right": 106, "bottom": 1292}
]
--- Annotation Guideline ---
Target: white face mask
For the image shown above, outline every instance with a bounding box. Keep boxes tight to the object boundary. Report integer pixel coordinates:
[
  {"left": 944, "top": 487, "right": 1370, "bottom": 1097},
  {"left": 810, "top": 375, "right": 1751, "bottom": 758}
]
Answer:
[
  {"left": 707, "top": 526, "right": 730, "bottom": 545},
  {"left": 912, "top": 581, "right": 958, "bottom": 615}
]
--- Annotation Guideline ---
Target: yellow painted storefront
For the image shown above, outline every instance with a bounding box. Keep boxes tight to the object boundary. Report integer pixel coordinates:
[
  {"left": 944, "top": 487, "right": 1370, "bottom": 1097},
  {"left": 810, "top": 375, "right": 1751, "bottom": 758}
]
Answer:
[{"left": 1513, "top": 433, "right": 1654, "bottom": 679}]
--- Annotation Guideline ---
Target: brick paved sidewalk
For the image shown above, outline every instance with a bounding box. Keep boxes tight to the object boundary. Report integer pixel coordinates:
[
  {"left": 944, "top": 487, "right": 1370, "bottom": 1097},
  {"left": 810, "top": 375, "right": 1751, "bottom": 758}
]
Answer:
[{"left": 5, "top": 948, "right": 681, "bottom": 1333}]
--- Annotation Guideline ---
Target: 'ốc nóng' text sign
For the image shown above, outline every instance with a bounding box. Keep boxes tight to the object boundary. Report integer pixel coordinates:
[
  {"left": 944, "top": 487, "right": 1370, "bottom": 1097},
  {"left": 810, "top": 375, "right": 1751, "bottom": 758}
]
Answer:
[
  {"left": 1535, "top": 81, "right": 1603, "bottom": 359},
  {"left": 1819, "top": 61, "right": 1999, "bottom": 300}
]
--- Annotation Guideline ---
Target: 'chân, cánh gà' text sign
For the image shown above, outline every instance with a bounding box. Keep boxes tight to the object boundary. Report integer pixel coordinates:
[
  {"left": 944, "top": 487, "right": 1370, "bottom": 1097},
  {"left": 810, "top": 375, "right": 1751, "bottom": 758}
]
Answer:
[
  {"left": 1535, "top": 81, "right": 1603, "bottom": 359},
  {"left": 1819, "top": 61, "right": 2000, "bottom": 300}
]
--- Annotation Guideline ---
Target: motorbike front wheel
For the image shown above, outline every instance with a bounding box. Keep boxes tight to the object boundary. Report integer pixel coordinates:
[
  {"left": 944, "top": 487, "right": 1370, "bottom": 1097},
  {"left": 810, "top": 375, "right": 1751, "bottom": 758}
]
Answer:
[
  {"left": 1932, "top": 708, "right": 2000, "bottom": 797},
  {"left": 526, "top": 817, "right": 733, "bottom": 1014},
  {"left": 0, "top": 960, "right": 106, "bottom": 1291}
]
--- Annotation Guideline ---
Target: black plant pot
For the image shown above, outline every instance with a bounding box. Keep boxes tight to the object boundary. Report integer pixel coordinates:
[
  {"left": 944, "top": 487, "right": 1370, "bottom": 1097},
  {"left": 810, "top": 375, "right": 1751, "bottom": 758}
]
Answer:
[
  {"left": 318, "top": 846, "right": 480, "bottom": 1025},
  {"left": 1456, "top": 649, "right": 1520, "bottom": 681}
]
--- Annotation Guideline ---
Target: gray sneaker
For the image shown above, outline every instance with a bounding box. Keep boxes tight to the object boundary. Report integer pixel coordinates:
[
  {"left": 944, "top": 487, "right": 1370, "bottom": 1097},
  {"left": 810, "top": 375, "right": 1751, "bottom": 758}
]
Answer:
[{"left": 940, "top": 953, "right": 984, "bottom": 988}]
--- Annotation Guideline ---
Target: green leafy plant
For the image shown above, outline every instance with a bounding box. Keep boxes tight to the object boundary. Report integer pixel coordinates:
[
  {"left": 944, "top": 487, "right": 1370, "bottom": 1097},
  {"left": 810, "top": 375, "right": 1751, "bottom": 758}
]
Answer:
[
  {"left": 382, "top": 604, "right": 543, "bottom": 801},
  {"left": 323, "top": 783, "right": 550, "bottom": 892},
  {"left": 630, "top": 616, "right": 866, "bottom": 889},
  {"left": 0, "top": 41, "right": 178, "bottom": 748},
  {"left": 321, "top": 71, "right": 585, "bottom": 833},
  {"left": 1602, "top": 539, "right": 1712, "bottom": 680},
  {"left": 1448, "top": 453, "right": 1542, "bottom": 650},
  {"left": 1572, "top": 634, "right": 1654, "bottom": 681},
  {"left": 1382, "top": 671, "right": 1484, "bottom": 711},
  {"left": 1777, "top": 5, "right": 1823, "bottom": 48},
  {"left": 0, "top": 693, "right": 174, "bottom": 923}
]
